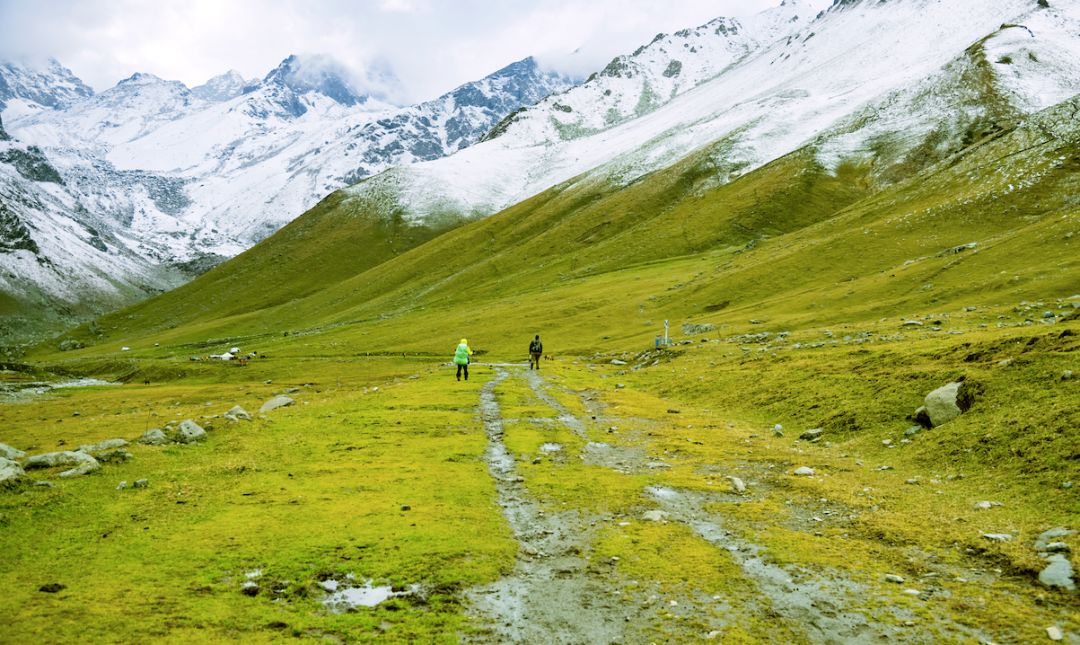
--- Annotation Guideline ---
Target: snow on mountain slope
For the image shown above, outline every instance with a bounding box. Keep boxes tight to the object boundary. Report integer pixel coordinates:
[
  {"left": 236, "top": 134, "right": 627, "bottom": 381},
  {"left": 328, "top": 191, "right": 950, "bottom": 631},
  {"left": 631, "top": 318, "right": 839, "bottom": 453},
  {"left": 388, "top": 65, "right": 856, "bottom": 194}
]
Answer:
[
  {"left": 0, "top": 54, "right": 576, "bottom": 340},
  {"left": 191, "top": 70, "right": 253, "bottom": 102},
  {"left": 102, "top": 56, "right": 573, "bottom": 243},
  {"left": 346, "top": 0, "right": 1080, "bottom": 226},
  {"left": 0, "top": 58, "right": 94, "bottom": 112}
]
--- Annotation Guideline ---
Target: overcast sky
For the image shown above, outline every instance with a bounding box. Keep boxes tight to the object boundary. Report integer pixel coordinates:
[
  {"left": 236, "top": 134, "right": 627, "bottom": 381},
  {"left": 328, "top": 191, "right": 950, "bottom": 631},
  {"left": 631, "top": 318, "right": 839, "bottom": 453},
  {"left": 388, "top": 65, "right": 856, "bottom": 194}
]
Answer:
[{"left": 0, "top": 0, "right": 831, "bottom": 104}]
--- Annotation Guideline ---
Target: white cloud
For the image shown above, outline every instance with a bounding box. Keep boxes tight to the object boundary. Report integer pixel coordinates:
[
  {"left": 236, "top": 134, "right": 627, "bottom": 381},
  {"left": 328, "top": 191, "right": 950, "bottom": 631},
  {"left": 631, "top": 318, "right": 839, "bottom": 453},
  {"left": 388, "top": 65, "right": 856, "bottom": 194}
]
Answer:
[{"left": 0, "top": 0, "right": 832, "bottom": 103}]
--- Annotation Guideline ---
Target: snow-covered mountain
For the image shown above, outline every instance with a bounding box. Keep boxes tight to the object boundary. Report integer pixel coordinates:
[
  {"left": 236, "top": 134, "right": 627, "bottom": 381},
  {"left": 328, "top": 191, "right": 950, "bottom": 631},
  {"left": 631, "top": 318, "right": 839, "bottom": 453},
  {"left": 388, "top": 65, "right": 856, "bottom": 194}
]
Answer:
[
  {"left": 0, "top": 58, "right": 94, "bottom": 114},
  {"left": 344, "top": 0, "right": 1080, "bottom": 229},
  {"left": 0, "top": 54, "right": 575, "bottom": 343}
]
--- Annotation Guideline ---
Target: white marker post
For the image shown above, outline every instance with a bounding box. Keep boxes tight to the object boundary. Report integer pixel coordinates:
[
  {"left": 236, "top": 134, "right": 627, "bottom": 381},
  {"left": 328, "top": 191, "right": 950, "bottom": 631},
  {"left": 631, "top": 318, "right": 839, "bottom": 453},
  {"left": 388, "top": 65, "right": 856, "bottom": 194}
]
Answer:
[{"left": 664, "top": 320, "right": 669, "bottom": 347}]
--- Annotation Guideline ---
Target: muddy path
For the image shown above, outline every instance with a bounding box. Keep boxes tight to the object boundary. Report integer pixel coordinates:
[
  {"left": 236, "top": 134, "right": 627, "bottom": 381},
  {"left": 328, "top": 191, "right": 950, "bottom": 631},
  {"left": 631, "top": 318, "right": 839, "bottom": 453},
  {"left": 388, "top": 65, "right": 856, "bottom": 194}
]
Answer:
[
  {"left": 464, "top": 366, "right": 997, "bottom": 644},
  {"left": 465, "top": 368, "right": 650, "bottom": 644}
]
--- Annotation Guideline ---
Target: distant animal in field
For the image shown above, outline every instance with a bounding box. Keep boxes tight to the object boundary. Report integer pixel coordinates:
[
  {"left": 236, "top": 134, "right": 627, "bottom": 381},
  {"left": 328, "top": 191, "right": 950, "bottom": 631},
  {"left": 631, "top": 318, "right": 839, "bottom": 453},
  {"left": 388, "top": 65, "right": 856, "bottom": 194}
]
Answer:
[{"left": 544, "top": 354, "right": 554, "bottom": 361}]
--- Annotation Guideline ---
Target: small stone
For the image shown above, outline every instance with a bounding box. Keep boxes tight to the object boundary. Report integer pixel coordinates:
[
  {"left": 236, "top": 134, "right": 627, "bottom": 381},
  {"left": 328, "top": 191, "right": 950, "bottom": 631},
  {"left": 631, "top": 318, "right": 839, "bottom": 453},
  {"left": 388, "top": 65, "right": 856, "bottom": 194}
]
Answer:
[
  {"left": 981, "top": 533, "right": 1013, "bottom": 542},
  {"left": 116, "top": 481, "right": 128, "bottom": 490},
  {"left": 400, "top": 505, "right": 411, "bottom": 511},
  {"left": 241, "top": 581, "right": 259, "bottom": 596},
  {"left": 1063, "top": 481, "right": 1074, "bottom": 489},
  {"left": 973, "top": 501, "right": 1000, "bottom": 510},
  {"left": 1042, "top": 542, "right": 1070, "bottom": 553},
  {"left": 1047, "top": 625, "right": 1064, "bottom": 641},
  {"left": 666, "top": 409, "right": 680, "bottom": 414},
  {"left": 224, "top": 405, "right": 253, "bottom": 421},
  {"left": 642, "top": 510, "right": 669, "bottom": 522},
  {"left": 1062, "top": 370, "right": 1074, "bottom": 381},
  {"left": 133, "top": 479, "right": 149, "bottom": 488},
  {"left": 882, "top": 439, "right": 893, "bottom": 446},
  {"left": 727, "top": 476, "right": 746, "bottom": 494},
  {"left": 138, "top": 428, "right": 169, "bottom": 445},
  {"left": 615, "top": 383, "right": 625, "bottom": 389},
  {"left": 1035, "top": 527, "right": 1076, "bottom": 550},
  {"left": 885, "top": 574, "right": 904, "bottom": 584},
  {"left": 610, "top": 359, "right": 627, "bottom": 365},
  {"left": 1043, "top": 311, "right": 1056, "bottom": 319},
  {"left": 39, "top": 583, "right": 66, "bottom": 593},
  {"left": 904, "top": 426, "right": 921, "bottom": 437},
  {"left": 799, "top": 428, "right": 824, "bottom": 441},
  {"left": 902, "top": 588, "right": 922, "bottom": 596},
  {"left": 793, "top": 466, "right": 815, "bottom": 476},
  {"left": 773, "top": 424, "right": 784, "bottom": 437}
]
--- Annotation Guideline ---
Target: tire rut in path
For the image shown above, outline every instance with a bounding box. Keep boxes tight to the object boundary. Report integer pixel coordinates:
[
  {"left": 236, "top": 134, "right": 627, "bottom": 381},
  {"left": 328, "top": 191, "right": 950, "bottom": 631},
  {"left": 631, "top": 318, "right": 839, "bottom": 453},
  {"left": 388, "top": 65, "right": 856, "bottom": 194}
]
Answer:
[{"left": 464, "top": 368, "right": 644, "bottom": 645}]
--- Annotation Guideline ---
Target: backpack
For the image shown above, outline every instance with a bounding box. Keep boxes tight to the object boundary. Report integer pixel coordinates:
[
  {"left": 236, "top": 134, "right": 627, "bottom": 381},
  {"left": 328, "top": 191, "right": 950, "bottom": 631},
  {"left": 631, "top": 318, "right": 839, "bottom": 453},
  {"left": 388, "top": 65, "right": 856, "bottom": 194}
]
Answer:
[{"left": 529, "top": 339, "right": 542, "bottom": 353}]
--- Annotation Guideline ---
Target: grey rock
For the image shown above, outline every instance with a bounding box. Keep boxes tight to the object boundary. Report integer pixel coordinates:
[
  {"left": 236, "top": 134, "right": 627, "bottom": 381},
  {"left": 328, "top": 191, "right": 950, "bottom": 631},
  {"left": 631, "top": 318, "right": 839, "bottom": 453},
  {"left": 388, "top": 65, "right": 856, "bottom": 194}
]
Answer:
[
  {"left": 923, "top": 381, "right": 974, "bottom": 427},
  {"left": 904, "top": 426, "right": 922, "bottom": 437},
  {"left": 973, "top": 501, "right": 1002, "bottom": 510},
  {"left": 138, "top": 428, "right": 170, "bottom": 445},
  {"left": 615, "top": 383, "right": 625, "bottom": 389},
  {"left": 642, "top": 510, "right": 669, "bottom": 522},
  {"left": 1038, "top": 554, "right": 1076, "bottom": 591},
  {"left": 0, "top": 457, "right": 26, "bottom": 487},
  {"left": 0, "top": 442, "right": 27, "bottom": 461},
  {"left": 773, "top": 424, "right": 784, "bottom": 437},
  {"left": 24, "top": 451, "right": 99, "bottom": 474},
  {"left": 1043, "top": 310, "right": 1056, "bottom": 319},
  {"left": 1042, "top": 542, "right": 1071, "bottom": 553},
  {"left": 33, "top": 480, "right": 54, "bottom": 488},
  {"left": 1035, "top": 528, "right": 1076, "bottom": 551},
  {"left": 241, "top": 581, "right": 260, "bottom": 596},
  {"left": 116, "top": 481, "right": 128, "bottom": 490},
  {"left": 980, "top": 533, "right": 1013, "bottom": 542},
  {"left": 77, "top": 438, "right": 128, "bottom": 454},
  {"left": 793, "top": 466, "right": 815, "bottom": 476},
  {"left": 727, "top": 476, "right": 746, "bottom": 494},
  {"left": 259, "top": 396, "right": 295, "bottom": 414},
  {"left": 1062, "top": 370, "right": 1074, "bottom": 381},
  {"left": 133, "top": 479, "right": 149, "bottom": 488},
  {"left": 799, "top": 428, "right": 824, "bottom": 441},
  {"left": 610, "top": 359, "right": 628, "bottom": 366},
  {"left": 885, "top": 574, "right": 904, "bottom": 584},
  {"left": 175, "top": 419, "right": 207, "bottom": 444},
  {"left": 224, "top": 405, "right": 252, "bottom": 421},
  {"left": 1047, "top": 625, "right": 1064, "bottom": 641}
]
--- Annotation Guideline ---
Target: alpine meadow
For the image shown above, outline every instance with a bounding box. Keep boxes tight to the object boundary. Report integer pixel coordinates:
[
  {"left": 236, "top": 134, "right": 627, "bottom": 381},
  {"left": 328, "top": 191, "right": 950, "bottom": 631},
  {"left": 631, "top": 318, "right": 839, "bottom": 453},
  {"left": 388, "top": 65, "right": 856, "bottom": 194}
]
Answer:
[{"left": 0, "top": 0, "right": 1077, "bottom": 643}]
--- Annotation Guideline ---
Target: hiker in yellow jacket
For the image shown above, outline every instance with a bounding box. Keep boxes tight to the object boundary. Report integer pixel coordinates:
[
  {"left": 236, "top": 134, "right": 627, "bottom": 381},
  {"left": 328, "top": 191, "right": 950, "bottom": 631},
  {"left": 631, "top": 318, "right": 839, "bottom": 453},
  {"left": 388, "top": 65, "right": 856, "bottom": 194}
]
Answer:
[{"left": 453, "top": 338, "right": 472, "bottom": 381}]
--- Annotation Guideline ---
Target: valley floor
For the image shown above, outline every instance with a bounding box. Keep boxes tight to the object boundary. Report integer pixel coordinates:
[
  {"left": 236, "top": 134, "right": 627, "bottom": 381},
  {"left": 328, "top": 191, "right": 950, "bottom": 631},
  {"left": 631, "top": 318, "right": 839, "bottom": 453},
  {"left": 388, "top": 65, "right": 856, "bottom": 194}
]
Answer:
[{"left": 1, "top": 322, "right": 1077, "bottom": 643}]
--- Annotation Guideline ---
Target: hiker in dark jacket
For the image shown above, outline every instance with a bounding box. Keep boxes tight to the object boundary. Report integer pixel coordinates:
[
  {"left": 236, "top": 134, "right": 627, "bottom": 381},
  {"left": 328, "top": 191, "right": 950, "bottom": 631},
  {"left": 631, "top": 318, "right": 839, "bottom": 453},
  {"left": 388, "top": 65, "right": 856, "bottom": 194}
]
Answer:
[{"left": 529, "top": 335, "right": 543, "bottom": 370}]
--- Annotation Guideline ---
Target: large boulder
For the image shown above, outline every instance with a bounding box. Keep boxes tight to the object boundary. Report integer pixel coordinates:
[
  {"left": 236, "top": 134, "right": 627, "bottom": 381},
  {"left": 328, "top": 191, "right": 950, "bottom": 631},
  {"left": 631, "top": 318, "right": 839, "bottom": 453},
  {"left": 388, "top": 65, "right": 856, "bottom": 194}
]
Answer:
[
  {"left": 25, "top": 451, "right": 101, "bottom": 477},
  {"left": 259, "top": 396, "right": 295, "bottom": 414},
  {"left": 0, "top": 457, "right": 25, "bottom": 487},
  {"left": 0, "top": 442, "right": 27, "bottom": 461},
  {"left": 921, "top": 380, "right": 976, "bottom": 427},
  {"left": 137, "top": 428, "right": 170, "bottom": 445},
  {"left": 174, "top": 420, "right": 207, "bottom": 444}
]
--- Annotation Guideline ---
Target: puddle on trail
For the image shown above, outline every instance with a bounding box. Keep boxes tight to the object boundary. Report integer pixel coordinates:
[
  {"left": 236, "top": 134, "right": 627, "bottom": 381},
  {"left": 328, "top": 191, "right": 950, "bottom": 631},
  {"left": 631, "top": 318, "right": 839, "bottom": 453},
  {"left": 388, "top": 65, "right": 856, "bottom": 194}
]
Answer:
[{"left": 321, "top": 579, "right": 407, "bottom": 612}]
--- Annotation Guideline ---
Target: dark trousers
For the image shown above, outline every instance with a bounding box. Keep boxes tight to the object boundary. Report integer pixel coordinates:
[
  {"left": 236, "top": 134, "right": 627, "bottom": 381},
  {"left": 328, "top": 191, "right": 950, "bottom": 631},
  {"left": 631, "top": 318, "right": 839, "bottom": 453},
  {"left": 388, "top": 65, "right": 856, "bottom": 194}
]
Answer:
[
  {"left": 530, "top": 353, "right": 541, "bottom": 370},
  {"left": 456, "top": 364, "right": 468, "bottom": 380}
]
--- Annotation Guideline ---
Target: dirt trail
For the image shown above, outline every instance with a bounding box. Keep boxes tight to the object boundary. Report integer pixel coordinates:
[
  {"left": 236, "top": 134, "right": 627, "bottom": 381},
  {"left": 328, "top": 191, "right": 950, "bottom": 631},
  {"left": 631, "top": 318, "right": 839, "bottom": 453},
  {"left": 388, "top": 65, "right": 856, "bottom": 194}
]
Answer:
[
  {"left": 465, "top": 366, "right": 995, "bottom": 644},
  {"left": 465, "top": 368, "right": 647, "bottom": 644}
]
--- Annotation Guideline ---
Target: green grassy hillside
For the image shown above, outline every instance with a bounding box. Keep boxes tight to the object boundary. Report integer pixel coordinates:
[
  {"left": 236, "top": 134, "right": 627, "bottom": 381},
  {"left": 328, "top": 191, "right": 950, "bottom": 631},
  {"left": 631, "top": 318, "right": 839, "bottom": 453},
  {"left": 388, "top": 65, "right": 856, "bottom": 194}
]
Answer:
[{"left": 3, "top": 93, "right": 1077, "bottom": 644}]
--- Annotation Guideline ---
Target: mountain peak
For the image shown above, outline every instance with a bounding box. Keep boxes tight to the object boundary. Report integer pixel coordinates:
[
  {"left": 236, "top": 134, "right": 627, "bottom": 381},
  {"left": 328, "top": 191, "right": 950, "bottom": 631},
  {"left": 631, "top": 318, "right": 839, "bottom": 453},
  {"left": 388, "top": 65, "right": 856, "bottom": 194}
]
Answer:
[
  {"left": 191, "top": 69, "right": 251, "bottom": 102},
  {"left": 262, "top": 54, "right": 380, "bottom": 107},
  {"left": 0, "top": 58, "right": 95, "bottom": 110}
]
